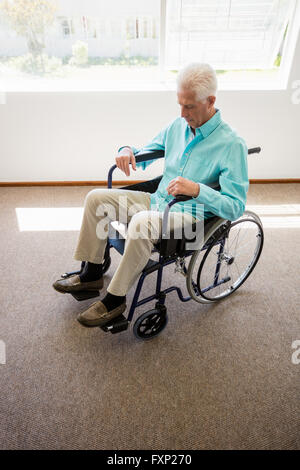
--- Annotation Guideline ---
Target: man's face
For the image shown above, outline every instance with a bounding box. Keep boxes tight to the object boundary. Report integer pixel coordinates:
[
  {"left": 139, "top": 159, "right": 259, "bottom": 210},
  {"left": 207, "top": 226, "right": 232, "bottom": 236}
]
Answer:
[{"left": 177, "top": 87, "right": 216, "bottom": 129}]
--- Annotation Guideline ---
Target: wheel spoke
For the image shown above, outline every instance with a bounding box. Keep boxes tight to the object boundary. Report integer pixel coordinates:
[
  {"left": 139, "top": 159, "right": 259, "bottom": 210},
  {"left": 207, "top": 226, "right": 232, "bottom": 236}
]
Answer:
[
  {"left": 193, "top": 219, "right": 263, "bottom": 301},
  {"left": 134, "top": 311, "right": 168, "bottom": 339},
  {"left": 233, "top": 239, "right": 254, "bottom": 256},
  {"left": 231, "top": 227, "right": 242, "bottom": 256},
  {"left": 230, "top": 226, "right": 250, "bottom": 256},
  {"left": 140, "top": 324, "right": 152, "bottom": 334},
  {"left": 233, "top": 260, "right": 241, "bottom": 281}
]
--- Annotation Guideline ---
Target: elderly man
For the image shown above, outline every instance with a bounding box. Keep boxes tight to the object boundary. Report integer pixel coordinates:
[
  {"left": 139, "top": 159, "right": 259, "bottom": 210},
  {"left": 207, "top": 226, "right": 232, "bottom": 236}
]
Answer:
[{"left": 53, "top": 63, "right": 248, "bottom": 327}]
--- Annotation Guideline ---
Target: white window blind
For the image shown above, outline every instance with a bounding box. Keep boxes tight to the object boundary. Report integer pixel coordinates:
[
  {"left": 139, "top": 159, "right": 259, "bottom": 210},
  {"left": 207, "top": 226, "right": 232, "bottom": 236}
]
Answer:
[{"left": 165, "top": 0, "right": 294, "bottom": 69}]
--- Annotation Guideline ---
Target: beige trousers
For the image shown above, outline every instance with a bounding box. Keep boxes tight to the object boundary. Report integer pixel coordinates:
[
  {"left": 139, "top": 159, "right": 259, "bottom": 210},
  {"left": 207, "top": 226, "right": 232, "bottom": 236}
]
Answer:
[{"left": 74, "top": 188, "right": 196, "bottom": 296}]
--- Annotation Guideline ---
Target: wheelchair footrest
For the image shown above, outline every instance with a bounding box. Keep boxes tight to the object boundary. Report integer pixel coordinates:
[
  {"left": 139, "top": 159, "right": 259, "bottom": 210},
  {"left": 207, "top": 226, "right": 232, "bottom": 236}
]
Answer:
[
  {"left": 70, "top": 290, "right": 100, "bottom": 301},
  {"left": 100, "top": 314, "right": 129, "bottom": 334}
]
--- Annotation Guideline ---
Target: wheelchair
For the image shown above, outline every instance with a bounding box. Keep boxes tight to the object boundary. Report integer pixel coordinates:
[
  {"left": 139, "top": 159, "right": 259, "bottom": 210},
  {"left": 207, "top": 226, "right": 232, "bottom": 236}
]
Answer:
[{"left": 61, "top": 147, "right": 263, "bottom": 340}]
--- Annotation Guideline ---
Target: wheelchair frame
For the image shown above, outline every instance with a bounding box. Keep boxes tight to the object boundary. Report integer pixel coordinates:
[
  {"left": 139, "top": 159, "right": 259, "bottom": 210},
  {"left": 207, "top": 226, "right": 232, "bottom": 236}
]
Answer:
[{"left": 62, "top": 147, "right": 263, "bottom": 339}]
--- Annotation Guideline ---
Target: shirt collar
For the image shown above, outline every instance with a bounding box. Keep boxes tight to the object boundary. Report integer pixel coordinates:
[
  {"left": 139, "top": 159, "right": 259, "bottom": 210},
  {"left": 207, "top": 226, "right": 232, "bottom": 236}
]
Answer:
[{"left": 191, "top": 108, "right": 221, "bottom": 138}]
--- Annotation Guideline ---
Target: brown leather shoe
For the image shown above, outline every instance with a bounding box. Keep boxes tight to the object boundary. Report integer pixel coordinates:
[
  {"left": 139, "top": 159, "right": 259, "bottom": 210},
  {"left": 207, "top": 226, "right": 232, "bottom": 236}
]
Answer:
[
  {"left": 52, "top": 275, "right": 103, "bottom": 294},
  {"left": 77, "top": 300, "right": 126, "bottom": 327}
]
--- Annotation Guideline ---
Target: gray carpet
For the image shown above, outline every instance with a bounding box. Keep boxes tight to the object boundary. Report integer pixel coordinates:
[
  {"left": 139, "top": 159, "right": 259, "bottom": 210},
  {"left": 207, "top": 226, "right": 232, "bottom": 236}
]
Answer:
[{"left": 0, "top": 184, "right": 299, "bottom": 450}]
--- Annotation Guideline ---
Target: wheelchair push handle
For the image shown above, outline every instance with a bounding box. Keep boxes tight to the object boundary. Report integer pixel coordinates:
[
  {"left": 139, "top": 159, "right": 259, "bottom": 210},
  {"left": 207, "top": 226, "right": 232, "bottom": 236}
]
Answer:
[
  {"left": 248, "top": 147, "right": 261, "bottom": 154},
  {"left": 135, "top": 150, "right": 165, "bottom": 163}
]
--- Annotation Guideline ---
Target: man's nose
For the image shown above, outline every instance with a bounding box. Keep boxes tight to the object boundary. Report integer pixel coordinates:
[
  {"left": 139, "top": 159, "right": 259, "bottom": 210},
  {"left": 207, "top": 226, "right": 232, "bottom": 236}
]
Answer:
[{"left": 181, "top": 107, "right": 188, "bottom": 118}]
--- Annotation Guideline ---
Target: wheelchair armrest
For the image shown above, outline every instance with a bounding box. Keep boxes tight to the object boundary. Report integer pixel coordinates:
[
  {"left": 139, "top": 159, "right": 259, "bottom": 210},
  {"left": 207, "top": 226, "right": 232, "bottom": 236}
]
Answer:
[
  {"left": 135, "top": 150, "right": 165, "bottom": 163},
  {"left": 107, "top": 150, "right": 165, "bottom": 188},
  {"left": 161, "top": 195, "right": 192, "bottom": 239},
  {"left": 170, "top": 194, "right": 193, "bottom": 202}
]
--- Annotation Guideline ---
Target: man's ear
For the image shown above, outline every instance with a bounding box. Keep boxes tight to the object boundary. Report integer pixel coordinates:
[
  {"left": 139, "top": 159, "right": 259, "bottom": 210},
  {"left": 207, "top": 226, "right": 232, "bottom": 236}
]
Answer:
[{"left": 207, "top": 96, "right": 216, "bottom": 108}]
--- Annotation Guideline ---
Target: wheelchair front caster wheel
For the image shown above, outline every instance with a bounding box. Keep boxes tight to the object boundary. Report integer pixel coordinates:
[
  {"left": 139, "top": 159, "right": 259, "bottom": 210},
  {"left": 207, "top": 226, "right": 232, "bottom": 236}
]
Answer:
[{"left": 133, "top": 309, "right": 168, "bottom": 340}]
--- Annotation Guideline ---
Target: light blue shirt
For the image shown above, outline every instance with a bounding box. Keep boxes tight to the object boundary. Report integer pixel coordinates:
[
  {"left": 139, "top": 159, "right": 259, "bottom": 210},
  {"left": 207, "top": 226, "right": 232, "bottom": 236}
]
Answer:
[{"left": 121, "top": 110, "right": 249, "bottom": 221}]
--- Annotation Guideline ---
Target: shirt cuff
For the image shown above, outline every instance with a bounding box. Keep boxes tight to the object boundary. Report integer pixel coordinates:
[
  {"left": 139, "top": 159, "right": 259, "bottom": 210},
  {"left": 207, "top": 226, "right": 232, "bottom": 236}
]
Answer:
[
  {"left": 192, "top": 183, "right": 201, "bottom": 200},
  {"left": 118, "top": 145, "right": 131, "bottom": 153},
  {"left": 193, "top": 182, "right": 216, "bottom": 205},
  {"left": 118, "top": 145, "right": 139, "bottom": 154}
]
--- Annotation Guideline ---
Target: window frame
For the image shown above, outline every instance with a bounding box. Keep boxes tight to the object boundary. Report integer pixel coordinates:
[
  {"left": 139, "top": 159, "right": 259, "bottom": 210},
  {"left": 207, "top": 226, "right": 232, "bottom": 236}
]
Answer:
[
  {"left": 160, "top": 0, "right": 300, "bottom": 91},
  {"left": 1, "top": 0, "right": 299, "bottom": 92}
]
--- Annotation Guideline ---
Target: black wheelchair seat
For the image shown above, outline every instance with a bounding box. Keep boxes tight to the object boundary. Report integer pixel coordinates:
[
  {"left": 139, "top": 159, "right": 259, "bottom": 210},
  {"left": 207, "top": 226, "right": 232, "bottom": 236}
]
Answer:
[{"left": 107, "top": 215, "right": 223, "bottom": 274}]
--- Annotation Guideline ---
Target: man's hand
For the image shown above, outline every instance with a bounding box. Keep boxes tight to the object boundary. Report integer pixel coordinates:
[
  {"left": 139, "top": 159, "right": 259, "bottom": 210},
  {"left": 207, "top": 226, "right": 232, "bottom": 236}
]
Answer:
[
  {"left": 115, "top": 147, "right": 136, "bottom": 177},
  {"left": 167, "top": 176, "right": 200, "bottom": 198}
]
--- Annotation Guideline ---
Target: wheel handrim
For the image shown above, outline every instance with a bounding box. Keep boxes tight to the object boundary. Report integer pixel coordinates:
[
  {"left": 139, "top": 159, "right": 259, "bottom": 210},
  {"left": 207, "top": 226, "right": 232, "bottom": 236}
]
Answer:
[{"left": 189, "top": 218, "right": 263, "bottom": 301}]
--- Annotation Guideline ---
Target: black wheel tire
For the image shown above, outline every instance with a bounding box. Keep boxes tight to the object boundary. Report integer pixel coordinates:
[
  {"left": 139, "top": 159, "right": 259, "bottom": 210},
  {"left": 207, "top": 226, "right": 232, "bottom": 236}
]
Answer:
[
  {"left": 197, "top": 218, "right": 264, "bottom": 301},
  {"left": 133, "top": 309, "right": 168, "bottom": 340}
]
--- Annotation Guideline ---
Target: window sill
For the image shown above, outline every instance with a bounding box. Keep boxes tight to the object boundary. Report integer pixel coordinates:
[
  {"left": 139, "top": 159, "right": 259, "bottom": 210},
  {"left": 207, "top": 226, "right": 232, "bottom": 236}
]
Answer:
[{"left": 1, "top": 77, "right": 288, "bottom": 93}]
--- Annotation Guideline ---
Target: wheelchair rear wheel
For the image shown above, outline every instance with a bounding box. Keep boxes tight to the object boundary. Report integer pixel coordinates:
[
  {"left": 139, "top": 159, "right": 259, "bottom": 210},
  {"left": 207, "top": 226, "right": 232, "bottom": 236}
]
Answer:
[
  {"left": 187, "top": 211, "right": 264, "bottom": 303},
  {"left": 133, "top": 308, "right": 168, "bottom": 340}
]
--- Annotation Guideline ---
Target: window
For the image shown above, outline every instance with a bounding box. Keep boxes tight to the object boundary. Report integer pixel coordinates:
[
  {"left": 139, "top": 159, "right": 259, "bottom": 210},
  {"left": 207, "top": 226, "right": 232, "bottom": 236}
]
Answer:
[
  {"left": 126, "top": 18, "right": 135, "bottom": 39},
  {"left": 152, "top": 18, "right": 157, "bottom": 39},
  {"left": 61, "top": 19, "right": 70, "bottom": 37},
  {"left": 166, "top": 0, "right": 291, "bottom": 70},
  {"left": 164, "top": 0, "right": 297, "bottom": 88},
  {"left": 143, "top": 17, "right": 148, "bottom": 38},
  {"left": 136, "top": 18, "right": 139, "bottom": 38},
  {"left": 0, "top": 0, "right": 297, "bottom": 91}
]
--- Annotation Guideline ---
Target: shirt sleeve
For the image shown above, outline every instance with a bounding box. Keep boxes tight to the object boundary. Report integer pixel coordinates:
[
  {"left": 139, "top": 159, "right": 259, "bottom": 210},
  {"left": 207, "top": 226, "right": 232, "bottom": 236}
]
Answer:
[
  {"left": 118, "top": 125, "right": 168, "bottom": 171},
  {"left": 193, "top": 138, "right": 249, "bottom": 221}
]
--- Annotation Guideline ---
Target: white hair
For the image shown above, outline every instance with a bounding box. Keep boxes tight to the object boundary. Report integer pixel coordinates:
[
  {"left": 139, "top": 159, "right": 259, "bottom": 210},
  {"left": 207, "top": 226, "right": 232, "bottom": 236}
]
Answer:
[{"left": 176, "top": 63, "right": 217, "bottom": 102}]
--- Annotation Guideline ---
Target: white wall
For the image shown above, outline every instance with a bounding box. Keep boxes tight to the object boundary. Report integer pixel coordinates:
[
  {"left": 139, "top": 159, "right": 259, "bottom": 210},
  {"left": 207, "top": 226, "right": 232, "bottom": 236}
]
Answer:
[{"left": 1, "top": 33, "right": 300, "bottom": 182}]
